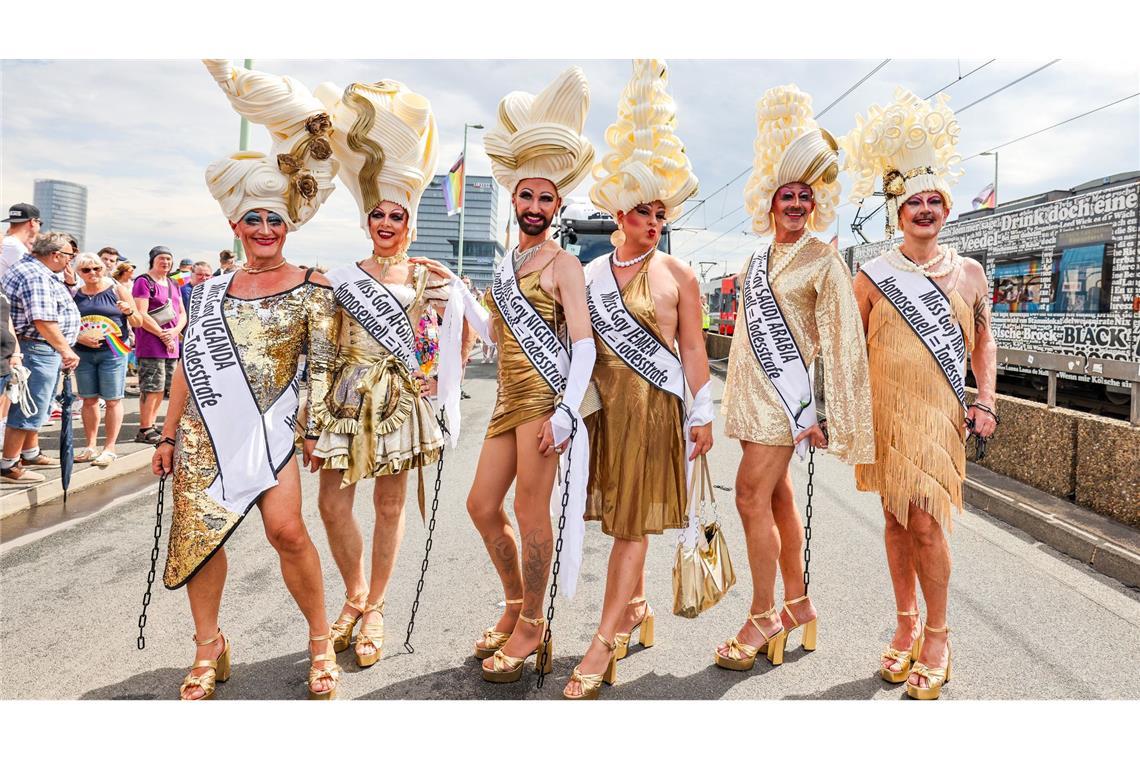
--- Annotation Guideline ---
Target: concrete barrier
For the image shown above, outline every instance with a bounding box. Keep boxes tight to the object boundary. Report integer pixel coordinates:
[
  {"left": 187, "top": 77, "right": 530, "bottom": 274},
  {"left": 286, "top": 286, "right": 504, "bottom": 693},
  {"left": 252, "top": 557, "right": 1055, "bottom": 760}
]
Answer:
[
  {"left": 1075, "top": 411, "right": 1140, "bottom": 529},
  {"left": 706, "top": 331, "right": 731, "bottom": 361}
]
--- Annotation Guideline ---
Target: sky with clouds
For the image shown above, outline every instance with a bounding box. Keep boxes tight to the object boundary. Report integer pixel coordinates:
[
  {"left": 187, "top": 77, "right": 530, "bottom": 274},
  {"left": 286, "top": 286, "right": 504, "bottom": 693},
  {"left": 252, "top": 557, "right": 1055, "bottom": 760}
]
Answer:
[{"left": 2, "top": 58, "right": 1137, "bottom": 277}]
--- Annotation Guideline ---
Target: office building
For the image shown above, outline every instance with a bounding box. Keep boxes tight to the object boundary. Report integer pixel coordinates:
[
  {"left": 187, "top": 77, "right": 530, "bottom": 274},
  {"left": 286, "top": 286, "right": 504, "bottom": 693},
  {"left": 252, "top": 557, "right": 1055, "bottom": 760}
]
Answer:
[
  {"left": 410, "top": 173, "right": 504, "bottom": 289},
  {"left": 34, "top": 179, "right": 88, "bottom": 250}
]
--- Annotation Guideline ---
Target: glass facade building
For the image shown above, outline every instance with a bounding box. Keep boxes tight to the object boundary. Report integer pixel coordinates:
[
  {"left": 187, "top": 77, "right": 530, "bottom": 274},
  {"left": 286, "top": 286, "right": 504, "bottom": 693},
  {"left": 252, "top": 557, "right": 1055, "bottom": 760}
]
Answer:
[
  {"left": 34, "top": 179, "right": 88, "bottom": 250},
  {"left": 410, "top": 174, "right": 503, "bottom": 289}
]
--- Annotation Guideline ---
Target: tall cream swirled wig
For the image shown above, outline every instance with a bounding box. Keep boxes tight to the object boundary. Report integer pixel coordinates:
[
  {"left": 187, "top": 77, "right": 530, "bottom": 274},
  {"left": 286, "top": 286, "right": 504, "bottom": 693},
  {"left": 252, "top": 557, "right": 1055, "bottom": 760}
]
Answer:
[
  {"left": 483, "top": 67, "right": 595, "bottom": 196},
  {"left": 315, "top": 79, "right": 438, "bottom": 241},
  {"left": 202, "top": 59, "right": 338, "bottom": 231},
  {"left": 840, "top": 87, "right": 963, "bottom": 236},
  {"left": 589, "top": 59, "right": 699, "bottom": 219},
  {"left": 742, "top": 84, "right": 840, "bottom": 237}
]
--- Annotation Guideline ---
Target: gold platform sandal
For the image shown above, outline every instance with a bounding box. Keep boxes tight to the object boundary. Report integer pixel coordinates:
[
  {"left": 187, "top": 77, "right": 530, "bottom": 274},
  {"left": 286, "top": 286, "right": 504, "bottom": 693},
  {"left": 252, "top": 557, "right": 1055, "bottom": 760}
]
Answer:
[
  {"left": 714, "top": 606, "right": 787, "bottom": 671},
  {"left": 780, "top": 595, "right": 818, "bottom": 654},
  {"left": 614, "top": 597, "right": 655, "bottom": 661},
  {"left": 355, "top": 600, "right": 385, "bottom": 668},
  {"left": 907, "top": 624, "right": 951, "bottom": 700},
  {"left": 564, "top": 633, "right": 619, "bottom": 700},
  {"left": 880, "top": 609, "right": 923, "bottom": 684},
  {"left": 481, "top": 613, "right": 552, "bottom": 683},
  {"left": 330, "top": 592, "right": 366, "bottom": 654},
  {"left": 308, "top": 633, "right": 342, "bottom": 700},
  {"left": 474, "top": 598, "right": 523, "bottom": 660},
  {"left": 179, "top": 629, "right": 231, "bottom": 700}
]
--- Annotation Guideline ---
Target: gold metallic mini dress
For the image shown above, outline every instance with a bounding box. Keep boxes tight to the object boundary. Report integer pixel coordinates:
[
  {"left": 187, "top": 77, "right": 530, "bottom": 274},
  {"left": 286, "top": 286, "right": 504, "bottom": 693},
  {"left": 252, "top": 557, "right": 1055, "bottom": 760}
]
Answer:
[
  {"left": 585, "top": 259, "right": 687, "bottom": 540},
  {"left": 313, "top": 264, "right": 448, "bottom": 487},
  {"left": 723, "top": 238, "right": 874, "bottom": 464},
  {"left": 164, "top": 280, "right": 336, "bottom": 589},
  {"left": 484, "top": 265, "right": 564, "bottom": 439}
]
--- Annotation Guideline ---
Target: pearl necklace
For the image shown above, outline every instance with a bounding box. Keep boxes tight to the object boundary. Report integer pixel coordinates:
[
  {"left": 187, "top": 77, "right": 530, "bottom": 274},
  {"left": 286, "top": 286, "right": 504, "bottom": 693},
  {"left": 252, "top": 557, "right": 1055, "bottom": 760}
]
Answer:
[
  {"left": 768, "top": 233, "right": 815, "bottom": 282},
  {"left": 373, "top": 250, "right": 408, "bottom": 279},
  {"left": 612, "top": 246, "right": 656, "bottom": 268},
  {"left": 886, "top": 244, "right": 960, "bottom": 279},
  {"left": 512, "top": 242, "right": 545, "bottom": 271},
  {"left": 242, "top": 258, "right": 288, "bottom": 274}
]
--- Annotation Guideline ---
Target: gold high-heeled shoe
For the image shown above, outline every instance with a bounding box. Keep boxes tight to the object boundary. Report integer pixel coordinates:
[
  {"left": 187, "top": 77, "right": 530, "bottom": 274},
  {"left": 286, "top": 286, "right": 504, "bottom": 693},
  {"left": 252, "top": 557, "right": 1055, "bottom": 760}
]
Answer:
[
  {"left": 780, "top": 594, "right": 818, "bottom": 653},
  {"left": 481, "top": 613, "right": 552, "bottom": 683},
  {"left": 714, "top": 605, "right": 786, "bottom": 671},
  {"left": 880, "top": 609, "right": 923, "bottom": 684},
  {"left": 907, "top": 623, "right": 951, "bottom": 700},
  {"left": 355, "top": 600, "right": 384, "bottom": 668},
  {"left": 330, "top": 592, "right": 366, "bottom": 654},
  {"left": 308, "top": 633, "right": 342, "bottom": 700},
  {"left": 564, "top": 633, "right": 618, "bottom": 700},
  {"left": 474, "top": 598, "right": 523, "bottom": 660},
  {"left": 614, "top": 597, "right": 655, "bottom": 661},
  {"left": 179, "top": 629, "right": 231, "bottom": 701}
]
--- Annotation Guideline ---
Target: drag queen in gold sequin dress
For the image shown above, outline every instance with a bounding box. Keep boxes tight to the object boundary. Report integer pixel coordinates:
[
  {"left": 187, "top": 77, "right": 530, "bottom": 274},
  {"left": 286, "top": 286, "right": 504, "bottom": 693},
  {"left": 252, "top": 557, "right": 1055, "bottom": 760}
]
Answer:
[
  {"left": 715, "top": 86, "right": 873, "bottom": 672},
  {"left": 152, "top": 60, "right": 341, "bottom": 700},
  {"left": 564, "top": 60, "right": 713, "bottom": 700},
  {"left": 305, "top": 78, "right": 466, "bottom": 669},
  {"left": 465, "top": 68, "right": 597, "bottom": 685}
]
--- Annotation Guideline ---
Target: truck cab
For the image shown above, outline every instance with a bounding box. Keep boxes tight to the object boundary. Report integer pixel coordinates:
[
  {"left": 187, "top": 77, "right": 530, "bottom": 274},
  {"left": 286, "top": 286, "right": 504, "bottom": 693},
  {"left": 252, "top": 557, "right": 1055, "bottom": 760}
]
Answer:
[{"left": 556, "top": 198, "right": 672, "bottom": 264}]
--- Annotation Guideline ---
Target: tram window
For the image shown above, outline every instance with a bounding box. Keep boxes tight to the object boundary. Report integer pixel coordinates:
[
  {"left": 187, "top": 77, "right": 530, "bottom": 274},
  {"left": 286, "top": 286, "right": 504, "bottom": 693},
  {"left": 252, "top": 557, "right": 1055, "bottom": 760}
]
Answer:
[
  {"left": 992, "top": 257, "right": 1046, "bottom": 313},
  {"left": 1051, "top": 244, "right": 1110, "bottom": 314}
]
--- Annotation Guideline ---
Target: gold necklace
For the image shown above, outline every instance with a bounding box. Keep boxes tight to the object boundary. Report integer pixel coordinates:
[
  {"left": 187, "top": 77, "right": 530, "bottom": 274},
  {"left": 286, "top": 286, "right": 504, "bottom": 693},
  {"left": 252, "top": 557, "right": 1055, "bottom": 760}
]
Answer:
[
  {"left": 242, "top": 258, "right": 288, "bottom": 274},
  {"left": 373, "top": 250, "right": 408, "bottom": 278}
]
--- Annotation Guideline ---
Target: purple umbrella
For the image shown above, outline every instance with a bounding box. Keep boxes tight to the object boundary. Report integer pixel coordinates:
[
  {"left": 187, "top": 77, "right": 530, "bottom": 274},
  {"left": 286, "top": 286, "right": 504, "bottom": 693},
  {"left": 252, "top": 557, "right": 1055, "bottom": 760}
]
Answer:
[{"left": 57, "top": 369, "right": 75, "bottom": 505}]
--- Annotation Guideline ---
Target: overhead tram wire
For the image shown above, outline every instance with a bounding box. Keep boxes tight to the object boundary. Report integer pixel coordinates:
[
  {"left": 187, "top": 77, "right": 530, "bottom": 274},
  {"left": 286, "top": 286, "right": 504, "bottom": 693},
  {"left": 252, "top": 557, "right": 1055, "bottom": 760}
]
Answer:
[
  {"left": 925, "top": 58, "right": 997, "bottom": 99},
  {"left": 672, "top": 167, "right": 751, "bottom": 227},
  {"left": 957, "top": 59, "right": 1060, "bottom": 113},
  {"left": 816, "top": 59, "right": 891, "bottom": 118}
]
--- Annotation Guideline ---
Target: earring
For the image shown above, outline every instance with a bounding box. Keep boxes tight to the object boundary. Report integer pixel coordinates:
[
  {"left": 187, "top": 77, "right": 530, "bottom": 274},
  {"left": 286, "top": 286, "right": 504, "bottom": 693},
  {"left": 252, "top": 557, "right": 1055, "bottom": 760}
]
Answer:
[{"left": 610, "top": 228, "right": 626, "bottom": 248}]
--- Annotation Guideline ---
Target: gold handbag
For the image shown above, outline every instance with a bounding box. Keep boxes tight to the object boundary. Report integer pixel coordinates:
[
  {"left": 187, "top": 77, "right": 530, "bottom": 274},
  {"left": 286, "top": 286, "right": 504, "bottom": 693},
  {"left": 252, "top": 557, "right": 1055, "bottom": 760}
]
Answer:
[{"left": 672, "top": 455, "right": 736, "bottom": 618}]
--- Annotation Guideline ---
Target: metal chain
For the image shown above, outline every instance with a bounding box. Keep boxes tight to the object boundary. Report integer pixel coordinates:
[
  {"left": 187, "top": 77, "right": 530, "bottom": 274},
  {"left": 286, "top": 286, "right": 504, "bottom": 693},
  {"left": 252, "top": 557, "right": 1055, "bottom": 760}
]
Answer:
[
  {"left": 403, "top": 414, "right": 448, "bottom": 654},
  {"left": 536, "top": 407, "right": 575, "bottom": 689},
  {"left": 803, "top": 446, "right": 815, "bottom": 595},
  {"left": 137, "top": 473, "right": 167, "bottom": 650}
]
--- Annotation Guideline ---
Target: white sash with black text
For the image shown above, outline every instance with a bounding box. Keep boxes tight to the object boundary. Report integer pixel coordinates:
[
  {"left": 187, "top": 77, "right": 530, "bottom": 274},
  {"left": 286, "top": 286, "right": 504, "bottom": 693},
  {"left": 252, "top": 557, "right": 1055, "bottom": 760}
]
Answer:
[
  {"left": 490, "top": 253, "right": 569, "bottom": 394},
  {"left": 328, "top": 265, "right": 418, "bottom": 374},
  {"left": 742, "top": 246, "right": 818, "bottom": 459},
  {"left": 182, "top": 272, "right": 300, "bottom": 513},
  {"left": 861, "top": 255, "right": 967, "bottom": 409}
]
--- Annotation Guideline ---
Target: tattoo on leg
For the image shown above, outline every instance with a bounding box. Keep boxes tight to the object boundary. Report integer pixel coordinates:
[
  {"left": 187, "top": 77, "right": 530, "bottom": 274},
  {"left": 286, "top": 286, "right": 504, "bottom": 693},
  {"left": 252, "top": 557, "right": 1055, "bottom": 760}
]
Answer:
[
  {"left": 489, "top": 534, "right": 521, "bottom": 591},
  {"left": 521, "top": 529, "right": 553, "bottom": 615}
]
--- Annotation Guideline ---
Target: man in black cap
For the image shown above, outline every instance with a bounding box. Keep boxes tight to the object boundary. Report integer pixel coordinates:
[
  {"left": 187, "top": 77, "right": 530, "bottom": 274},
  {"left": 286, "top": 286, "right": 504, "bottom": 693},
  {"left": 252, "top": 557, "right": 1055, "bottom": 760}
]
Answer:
[{"left": 1, "top": 203, "right": 42, "bottom": 279}]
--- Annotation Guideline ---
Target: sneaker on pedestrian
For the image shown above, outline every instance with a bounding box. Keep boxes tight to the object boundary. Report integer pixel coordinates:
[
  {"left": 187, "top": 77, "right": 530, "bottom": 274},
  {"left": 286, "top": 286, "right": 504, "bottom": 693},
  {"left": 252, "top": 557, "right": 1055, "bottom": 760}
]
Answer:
[
  {"left": 92, "top": 450, "right": 119, "bottom": 468},
  {"left": 135, "top": 427, "right": 162, "bottom": 445},
  {"left": 21, "top": 453, "right": 60, "bottom": 468},
  {"left": 1, "top": 463, "right": 46, "bottom": 483}
]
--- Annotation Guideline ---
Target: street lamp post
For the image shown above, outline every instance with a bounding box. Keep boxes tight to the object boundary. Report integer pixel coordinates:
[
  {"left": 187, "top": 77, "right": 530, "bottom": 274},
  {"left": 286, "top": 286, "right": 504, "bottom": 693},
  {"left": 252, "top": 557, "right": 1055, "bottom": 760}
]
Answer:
[
  {"left": 982, "top": 150, "right": 999, "bottom": 207},
  {"left": 456, "top": 122, "right": 484, "bottom": 276}
]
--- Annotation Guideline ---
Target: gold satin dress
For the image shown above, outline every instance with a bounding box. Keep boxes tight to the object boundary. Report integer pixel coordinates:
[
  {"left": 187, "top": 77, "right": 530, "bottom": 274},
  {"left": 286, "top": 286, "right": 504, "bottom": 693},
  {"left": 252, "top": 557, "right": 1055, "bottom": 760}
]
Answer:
[
  {"left": 164, "top": 280, "right": 336, "bottom": 589},
  {"left": 723, "top": 238, "right": 875, "bottom": 464},
  {"left": 585, "top": 259, "right": 687, "bottom": 540},
  {"left": 313, "top": 264, "right": 447, "bottom": 487},
  {"left": 485, "top": 264, "right": 563, "bottom": 439},
  {"left": 855, "top": 287, "right": 976, "bottom": 532}
]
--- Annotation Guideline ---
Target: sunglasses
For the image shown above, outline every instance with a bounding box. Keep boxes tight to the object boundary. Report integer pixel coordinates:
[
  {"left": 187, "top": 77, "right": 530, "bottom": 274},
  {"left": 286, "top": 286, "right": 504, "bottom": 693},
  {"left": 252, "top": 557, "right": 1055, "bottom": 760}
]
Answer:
[{"left": 79, "top": 267, "right": 103, "bottom": 273}]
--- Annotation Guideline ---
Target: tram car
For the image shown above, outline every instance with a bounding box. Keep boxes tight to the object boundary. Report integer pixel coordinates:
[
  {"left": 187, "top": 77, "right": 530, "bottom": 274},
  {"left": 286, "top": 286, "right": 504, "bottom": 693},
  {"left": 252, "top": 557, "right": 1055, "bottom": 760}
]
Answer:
[
  {"left": 846, "top": 171, "right": 1140, "bottom": 414},
  {"left": 701, "top": 275, "right": 738, "bottom": 335}
]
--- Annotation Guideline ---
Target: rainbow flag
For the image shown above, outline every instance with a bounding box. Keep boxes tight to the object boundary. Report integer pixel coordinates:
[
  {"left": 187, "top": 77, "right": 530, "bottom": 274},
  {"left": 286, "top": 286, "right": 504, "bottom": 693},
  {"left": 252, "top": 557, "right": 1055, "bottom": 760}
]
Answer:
[
  {"left": 972, "top": 183, "right": 996, "bottom": 210},
  {"left": 106, "top": 332, "right": 130, "bottom": 356},
  {"left": 443, "top": 153, "right": 464, "bottom": 216},
  {"left": 170, "top": 270, "right": 192, "bottom": 287}
]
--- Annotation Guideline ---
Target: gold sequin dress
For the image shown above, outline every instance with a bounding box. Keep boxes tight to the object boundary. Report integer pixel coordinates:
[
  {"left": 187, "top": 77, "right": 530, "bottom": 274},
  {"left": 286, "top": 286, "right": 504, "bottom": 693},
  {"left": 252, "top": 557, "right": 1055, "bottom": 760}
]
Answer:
[
  {"left": 723, "top": 238, "right": 875, "bottom": 464},
  {"left": 585, "top": 259, "right": 687, "bottom": 539},
  {"left": 855, "top": 287, "right": 975, "bottom": 532},
  {"left": 485, "top": 263, "right": 563, "bottom": 439},
  {"left": 312, "top": 263, "right": 447, "bottom": 487},
  {"left": 164, "top": 279, "right": 336, "bottom": 589}
]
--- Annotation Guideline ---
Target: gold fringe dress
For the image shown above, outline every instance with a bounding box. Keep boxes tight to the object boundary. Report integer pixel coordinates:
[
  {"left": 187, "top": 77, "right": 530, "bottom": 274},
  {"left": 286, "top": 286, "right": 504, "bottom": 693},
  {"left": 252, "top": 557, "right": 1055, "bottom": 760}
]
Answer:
[
  {"left": 485, "top": 261, "right": 563, "bottom": 439},
  {"left": 723, "top": 238, "right": 875, "bottom": 464},
  {"left": 585, "top": 258, "right": 688, "bottom": 540},
  {"left": 855, "top": 286, "right": 975, "bottom": 532},
  {"left": 164, "top": 278, "right": 336, "bottom": 589},
  {"left": 312, "top": 263, "right": 448, "bottom": 487}
]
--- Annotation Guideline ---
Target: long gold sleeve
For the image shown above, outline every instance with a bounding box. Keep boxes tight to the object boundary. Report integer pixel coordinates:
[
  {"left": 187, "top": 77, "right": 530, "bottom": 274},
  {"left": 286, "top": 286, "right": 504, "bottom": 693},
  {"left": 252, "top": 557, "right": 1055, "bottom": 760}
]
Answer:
[
  {"left": 304, "top": 284, "right": 339, "bottom": 438},
  {"left": 814, "top": 253, "right": 875, "bottom": 464}
]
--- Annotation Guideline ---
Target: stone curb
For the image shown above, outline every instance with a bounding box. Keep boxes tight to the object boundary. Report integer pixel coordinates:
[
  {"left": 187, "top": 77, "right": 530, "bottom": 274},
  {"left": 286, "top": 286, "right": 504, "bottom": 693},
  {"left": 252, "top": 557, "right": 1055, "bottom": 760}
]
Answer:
[{"left": 0, "top": 447, "right": 155, "bottom": 520}]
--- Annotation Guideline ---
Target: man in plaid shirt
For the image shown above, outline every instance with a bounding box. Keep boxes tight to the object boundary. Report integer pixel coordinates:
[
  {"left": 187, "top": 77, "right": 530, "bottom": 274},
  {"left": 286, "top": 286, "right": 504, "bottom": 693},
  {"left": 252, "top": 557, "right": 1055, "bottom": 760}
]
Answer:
[{"left": 0, "top": 232, "right": 81, "bottom": 483}]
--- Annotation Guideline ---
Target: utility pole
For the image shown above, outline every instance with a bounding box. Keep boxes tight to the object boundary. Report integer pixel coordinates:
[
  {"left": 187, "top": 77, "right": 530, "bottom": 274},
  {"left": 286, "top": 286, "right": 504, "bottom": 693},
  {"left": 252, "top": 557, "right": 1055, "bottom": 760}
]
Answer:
[{"left": 456, "top": 122, "right": 484, "bottom": 275}]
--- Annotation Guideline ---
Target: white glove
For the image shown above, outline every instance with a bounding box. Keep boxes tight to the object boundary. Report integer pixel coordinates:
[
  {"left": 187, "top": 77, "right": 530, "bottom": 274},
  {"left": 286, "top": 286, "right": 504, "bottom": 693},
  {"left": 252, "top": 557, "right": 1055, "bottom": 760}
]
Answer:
[
  {"left": 454, "top": 278, "right": 493, "bottom": 344},
  {"left": 550, "top": 338, "right": 596, "bottom": 447}
]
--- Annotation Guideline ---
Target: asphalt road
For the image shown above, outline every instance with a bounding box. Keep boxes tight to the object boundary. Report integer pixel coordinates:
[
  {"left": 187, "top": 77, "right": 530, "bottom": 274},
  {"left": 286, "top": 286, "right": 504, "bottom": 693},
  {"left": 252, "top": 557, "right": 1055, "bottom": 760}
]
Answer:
[{"left": 2, "top": 362, "right": 1138, "bottom": 700}]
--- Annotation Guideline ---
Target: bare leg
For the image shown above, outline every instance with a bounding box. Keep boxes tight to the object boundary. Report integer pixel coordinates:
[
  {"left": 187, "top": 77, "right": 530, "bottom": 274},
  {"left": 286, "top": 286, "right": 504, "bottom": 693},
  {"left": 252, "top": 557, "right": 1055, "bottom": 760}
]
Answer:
[
  {"left": 615, "top": 538, "right": 650, "bottom": 635},
  {"left": 2, "top": 428, "right": 31, "bottom": 461},
  {"left": 139, "top": 390, "right": 163, "bottom": 430},
  {"left": 80, "top": 397, "right": 101, "bottom": 449},
  {"left": 355, "top": 470, "right": 409, "bottom": 659},
  {"left": 102, "top": 399, "right": 124, "bottom": 452},
  {"left": 717, "top": 441, "right": 790, "bottom": 658},
  {"left": 881, "top": 504, "right": 921, "bottom": 675},
  {"left": 258, "top": 461, "right": 334, "bottom": 694},
  {"left": 564, "top": 536, "right": 648, "bottom": 697},
  {"left": 907, "top": 504, "right": 951, "bottom": 687},
  {"left": 466, "top": 432, "right": 523, "bottom": 641},
  {"left": 182, "top": 548, "right": 228, "bottom": 699},
  {"left": 770, "top": 470, "right": 817, "bottom": 630},
  {"left": 317, "top": 470, "right": 368, "bottom": 621},
  {"left": 484, "top": 416, "right": 557, "bottom": 669}
]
